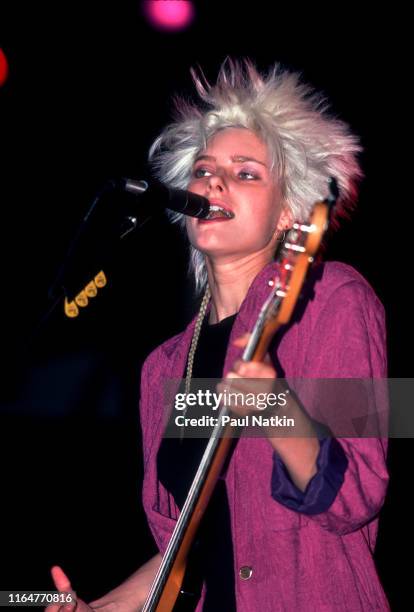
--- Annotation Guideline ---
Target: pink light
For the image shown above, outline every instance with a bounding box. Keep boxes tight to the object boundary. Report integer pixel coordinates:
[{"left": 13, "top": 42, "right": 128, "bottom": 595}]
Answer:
[
  {"left": 143, "top": 1, "right": 194, "bottom": 32},
  {"left": 0, "top": 49, "right": 9, "bottom": 87}
]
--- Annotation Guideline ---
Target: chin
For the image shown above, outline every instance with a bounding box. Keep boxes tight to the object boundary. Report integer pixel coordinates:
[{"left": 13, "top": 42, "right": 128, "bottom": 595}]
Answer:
[{"left": 188, "top": 232, "right": 221, "bottom": 251}]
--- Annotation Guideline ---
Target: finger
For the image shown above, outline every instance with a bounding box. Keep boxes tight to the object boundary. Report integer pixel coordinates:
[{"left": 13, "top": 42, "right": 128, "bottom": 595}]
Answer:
[
  {"left": 231, "top": 359, "right": 272, "bottom": 376},
  {"left": 45, "top": 599, "right": 76, "bottom": 612},
  {"left": 232, "top": 333, "right": 251, "bottom": 347},
  {"left": 264, "top": 352, "right": 273, "bottom": 366},
  {"left": 232, "top": 359, "right": 245, "bottom": 373},
  {"left": 234, "top": 362, "right": 276, "bottom": 379},
  {"left": 216, "top": 376, "right": 243, "bottom": 397},
  {"left": 49, "top": 567, "right": 77, "bottom": 612},
  {"left": 225, "top": 372, "right": 242, "bottom": 380},
  {"left": 51, "top": 566, "right": 72, "bottom": 592}
]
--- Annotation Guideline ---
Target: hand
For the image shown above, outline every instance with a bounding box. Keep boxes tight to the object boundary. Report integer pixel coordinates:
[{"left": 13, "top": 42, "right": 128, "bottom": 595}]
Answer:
[
  {"left": 45, "top": 553, "right": 162, "bottom": 612},
  {"left": 46, "top": 566, "right": 93, "bottom": 612},
  {"left": 217, "top": 333, "right": 281, "bottom": 417},
  {"left": 219, "top": 334, "right": 319, "bottom": 491}
]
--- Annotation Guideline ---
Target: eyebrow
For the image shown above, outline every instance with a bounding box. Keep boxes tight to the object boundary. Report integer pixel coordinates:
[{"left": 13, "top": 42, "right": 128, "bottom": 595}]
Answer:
[{"left": 194, "top": 154, "right": 267, "bottom": 167}]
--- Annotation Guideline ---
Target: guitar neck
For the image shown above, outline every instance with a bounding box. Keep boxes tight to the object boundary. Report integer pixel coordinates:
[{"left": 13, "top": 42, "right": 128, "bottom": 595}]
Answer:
[
  {"left": 142, "top": 407, "right": 235, "bottom": 611},
  {"left": 242, "top": 288, "right": 283, "bottom": 362}
]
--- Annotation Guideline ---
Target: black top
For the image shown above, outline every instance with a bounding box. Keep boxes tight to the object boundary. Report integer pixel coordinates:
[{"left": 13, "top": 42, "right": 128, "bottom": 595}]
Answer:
[{"left": 157, "top": 313, "right": 237, "bottom": 611}]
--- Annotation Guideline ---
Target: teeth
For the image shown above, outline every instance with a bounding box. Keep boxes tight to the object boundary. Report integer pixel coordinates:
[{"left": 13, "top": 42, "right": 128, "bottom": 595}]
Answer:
[{"left": 207, "top": 205, "right": 234, "bottom": 219}]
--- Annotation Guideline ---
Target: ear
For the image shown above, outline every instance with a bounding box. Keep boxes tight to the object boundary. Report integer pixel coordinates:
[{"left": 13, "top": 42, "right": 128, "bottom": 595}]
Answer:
[{"left": 276, "top": 204, "right": 293, "bottom": 232}]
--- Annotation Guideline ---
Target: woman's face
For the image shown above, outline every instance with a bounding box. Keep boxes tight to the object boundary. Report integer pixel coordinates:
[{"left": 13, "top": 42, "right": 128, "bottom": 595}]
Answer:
[{"left": 186, "top": 127, "right": 287, "bottom": 263}]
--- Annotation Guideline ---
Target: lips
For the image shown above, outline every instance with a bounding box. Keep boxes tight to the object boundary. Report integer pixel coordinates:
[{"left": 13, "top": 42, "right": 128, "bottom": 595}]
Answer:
[{"left": 199, "top": 199, "right": 235, "bottom": 222}]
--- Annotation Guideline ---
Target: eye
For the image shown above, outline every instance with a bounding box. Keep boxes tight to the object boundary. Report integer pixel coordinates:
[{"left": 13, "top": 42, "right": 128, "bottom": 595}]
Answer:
[
  {"left": 193, "top": 166, "right": 212, "bottom": 178},
  {"left": 192, "top": 166, "right": 260, "bottom": 180},
  {"left": 238, "top": 170, "right": 259, "bottom": 180}
]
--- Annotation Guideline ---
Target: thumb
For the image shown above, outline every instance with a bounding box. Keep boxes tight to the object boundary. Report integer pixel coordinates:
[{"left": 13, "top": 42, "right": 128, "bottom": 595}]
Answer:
[
  {"left": 49, "top": 566, "right": 77, "bottom": 611},
  {"left": 51, "top": 566, "right": 72, "bottom": 592}
]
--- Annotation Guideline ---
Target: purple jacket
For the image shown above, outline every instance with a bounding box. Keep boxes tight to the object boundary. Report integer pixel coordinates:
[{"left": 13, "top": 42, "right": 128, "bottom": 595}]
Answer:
[{"left": 139, "top": 261, "right": 390, "bottom": 611}]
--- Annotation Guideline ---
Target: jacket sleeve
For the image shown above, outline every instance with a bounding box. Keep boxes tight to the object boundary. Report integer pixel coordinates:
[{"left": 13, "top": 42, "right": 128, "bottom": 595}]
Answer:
[{"left": 271, "top": 279, "right": 389, "bottom": 535}]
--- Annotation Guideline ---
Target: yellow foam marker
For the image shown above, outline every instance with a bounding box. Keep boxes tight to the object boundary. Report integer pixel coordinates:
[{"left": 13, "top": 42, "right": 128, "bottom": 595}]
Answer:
[
  {"left": 85, "top": 280, "right": 98, "bottom": 298},
  {"left": 64, "top": 298, "right": 79, "bottom": 318},
  {"left": 94, "top": 270, "right": 107, "bottom": 288},
  {"left": 75, "top": 290, "right": 88, "bottom": 307}
]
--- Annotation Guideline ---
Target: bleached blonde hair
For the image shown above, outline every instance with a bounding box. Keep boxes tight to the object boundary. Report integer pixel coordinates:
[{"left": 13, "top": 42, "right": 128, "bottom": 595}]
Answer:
[{"left": 148, "top": 57, "right": 362, "bottom": 295}]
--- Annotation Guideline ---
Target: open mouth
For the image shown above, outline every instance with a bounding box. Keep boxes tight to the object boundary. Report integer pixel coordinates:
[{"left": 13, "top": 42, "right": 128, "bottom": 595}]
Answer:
[{"left": 204, "top": 205, "right": 235, "bottom": 220}]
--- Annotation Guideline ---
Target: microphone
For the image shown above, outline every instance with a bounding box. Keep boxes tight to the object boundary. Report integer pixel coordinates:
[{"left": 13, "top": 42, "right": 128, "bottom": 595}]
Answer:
[
  {"left": 120, "top": 178, "right": 211, "bottom": 219},
  {"left": 49, "top": 177, "right": 211, "bottom": 304}
]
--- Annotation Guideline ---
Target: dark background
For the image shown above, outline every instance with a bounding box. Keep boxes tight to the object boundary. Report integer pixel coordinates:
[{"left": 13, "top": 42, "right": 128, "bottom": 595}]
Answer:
[{"left": 0, "top": 2, "right": 410, "bottom": 610}]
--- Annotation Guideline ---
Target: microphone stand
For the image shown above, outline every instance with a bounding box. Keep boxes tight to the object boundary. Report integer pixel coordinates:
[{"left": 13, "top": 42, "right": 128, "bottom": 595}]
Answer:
[
  {"left": 28, "top": 180, "right": 156, "bottom": 349},
  {"left": 26, "top": 177, "right": 209, "bottom": 348}
]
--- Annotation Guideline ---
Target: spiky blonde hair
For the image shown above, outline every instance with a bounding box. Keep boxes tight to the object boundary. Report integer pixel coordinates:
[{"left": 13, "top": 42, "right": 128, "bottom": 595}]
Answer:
[{"left": 148, "top": 57, "right": 362, "bottom": 294}]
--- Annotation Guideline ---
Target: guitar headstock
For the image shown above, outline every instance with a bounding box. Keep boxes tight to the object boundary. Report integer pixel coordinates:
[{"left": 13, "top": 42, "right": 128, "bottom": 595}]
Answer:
[
  {"left": 246, "top": 179, "right": 337, "bottom": 362},
  {"left": 275, "top": 199, "right": 328, "bottom": 324}
]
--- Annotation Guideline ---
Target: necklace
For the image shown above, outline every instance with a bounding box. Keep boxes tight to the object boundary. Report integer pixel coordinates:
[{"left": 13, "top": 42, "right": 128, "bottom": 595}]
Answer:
[{"left": 184, "top": 285, "right": 211, "bottom": 398}]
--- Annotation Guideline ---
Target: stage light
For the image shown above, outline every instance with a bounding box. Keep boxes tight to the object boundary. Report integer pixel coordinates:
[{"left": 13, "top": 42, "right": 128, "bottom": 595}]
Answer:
[
  {"left": 0, "top": 49, "right": 9, "bottom": 86},
  {"left": 143, "top": 0, "right": 194, "bottom": 32}
]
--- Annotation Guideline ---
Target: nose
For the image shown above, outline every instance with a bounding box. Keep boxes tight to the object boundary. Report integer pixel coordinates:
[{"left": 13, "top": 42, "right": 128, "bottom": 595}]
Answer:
[{"left": 206, "top": 170, "right": 225, "bottom": 194}]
